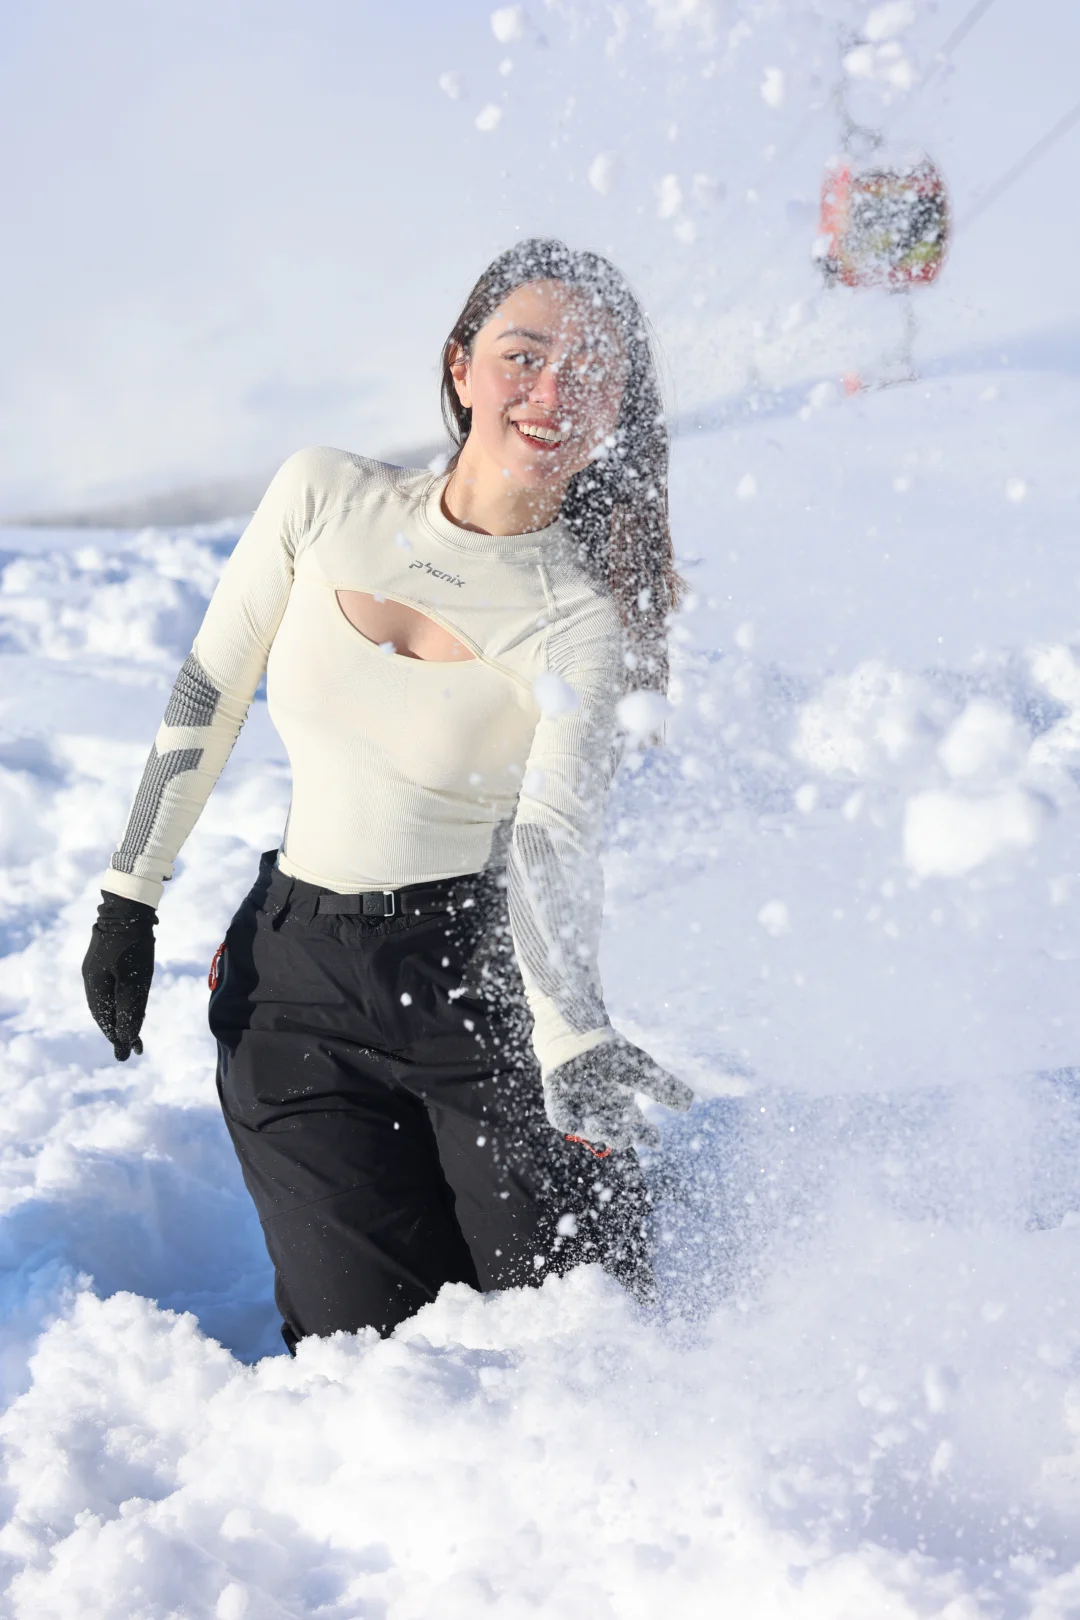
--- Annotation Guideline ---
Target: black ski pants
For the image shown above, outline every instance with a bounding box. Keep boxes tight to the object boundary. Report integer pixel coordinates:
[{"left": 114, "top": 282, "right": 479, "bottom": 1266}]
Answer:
[{"left": 210, "top": 851, "right": 651, "bottom": 1348}]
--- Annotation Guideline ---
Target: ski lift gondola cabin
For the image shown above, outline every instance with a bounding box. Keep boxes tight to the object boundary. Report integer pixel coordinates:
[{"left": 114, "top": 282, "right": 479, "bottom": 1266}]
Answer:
[{"left": 817, "top": 155, "right": 950, "bottom": 290}]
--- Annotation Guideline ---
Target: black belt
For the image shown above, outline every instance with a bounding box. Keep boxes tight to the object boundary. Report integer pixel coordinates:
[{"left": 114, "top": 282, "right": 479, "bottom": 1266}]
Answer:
[{"left": 313, "top": 880, "right": 481, "bottom": 920}]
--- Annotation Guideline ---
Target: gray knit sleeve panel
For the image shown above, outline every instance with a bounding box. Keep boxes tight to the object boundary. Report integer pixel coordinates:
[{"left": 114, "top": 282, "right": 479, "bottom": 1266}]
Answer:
[
  {"left": 162, "top": 654, "right": 221, "bottom": 729},
  {"left": 110, "top": 747, "right": 206, "bottom": 875},
  {"left": 103, "top": 650, "right": 249, "bottom": 903},
  {"left": 505, "top": 822, "right": 608, "bottom": 1035},
  {"left": 109, "top": 653, "right": 225, "bottom": 876}
]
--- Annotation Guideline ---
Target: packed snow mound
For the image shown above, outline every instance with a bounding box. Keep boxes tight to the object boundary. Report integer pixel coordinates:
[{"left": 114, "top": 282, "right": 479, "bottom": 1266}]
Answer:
[
  {"left": 5, "top": 1247, "right": 1080, "bottom": 1620},
  {"left": 3, "top": 363, "right": 1080, "bottom": 1612}
]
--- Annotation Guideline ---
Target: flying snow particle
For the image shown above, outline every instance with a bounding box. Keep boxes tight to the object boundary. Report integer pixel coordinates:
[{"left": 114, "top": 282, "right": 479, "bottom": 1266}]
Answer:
[
  {"left": 438, "top": 71, "right": 463, "bottom": 100},
  {"left": 588, "top": 153, "right": 620, "bottom": 195},
  {"left": 930, "top": 1440, "right": 955, "bottom": 1479},
  {"left": 758, "top": 900, "right": 791, "bottom": 937},
  {"left": 491, "top": 5, "right": 525, "bottom": 43},
  {"left": 734, "top": 621, "right": 755, "bottom": 652},
  {"left": 844, "top": 35, "right": 912, "bottom": 86},
  {"left": 761, "top": 67, "right": 785, "bottom": 109},
  {"left": 843, "top": 44, "right": 876, "bottom": 78},
  {"left": 400, "top": 992, "right": 413, "bottom": 1006},
  {"left": 691, "top": 173, "right": 724, "bottom": 207},
  {"left": 735, "top": 473, "right": 757, "bottom": 501},
  {"left": 893, "top": 474, "right": 912, "bottom": 493},
  {"left": 903, "top": 787, "right": 1046, "bottom": 878},
  {"left": 1005, "top": 478, "right": 1028, "bottom": 503},
  {"left": 794, "top": 783, "right": 819, "bottom": 814},
  {"left": 656, "top": 174, "right": 683, "bottom": 219},
  {"left": 533, "top": 672, "right": 579, "bottom": 718},
  {"left": 616, "top": 689, "right": 671, "bottom": 737},
  {"left": 879, "top": 46, "right": 914, "bottom": 90},
  {"left": 475, "top": 104, "right": 503, "bottom": 133},
  {"left": 674, "top": 218, "right": 697, "bottom": 244},
  {"left": 216, "top": 1584, "right": 250, "bottom": 1620},
  {"left": 938, "top": 700, "right": 1027, "bottom": 783},
  {"left": 864, "top": 1, "right": 915, "bottom": 42},
  {"left": 804, "top": 380, "right": 840, "bottom": 412},
  {"left": 924, "top": 1363, "right": 959, "bottom": 1415}
]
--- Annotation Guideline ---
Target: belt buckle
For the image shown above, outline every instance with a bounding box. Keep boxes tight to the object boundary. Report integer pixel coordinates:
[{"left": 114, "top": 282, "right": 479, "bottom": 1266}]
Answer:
[{"left": 383, "top": 889, "right": 396, "bottom": 918}]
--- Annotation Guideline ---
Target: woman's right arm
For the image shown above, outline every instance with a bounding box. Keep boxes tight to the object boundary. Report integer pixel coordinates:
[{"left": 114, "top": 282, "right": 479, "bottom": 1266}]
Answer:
[{"left": 100, "top": 450, "right": 321, "bottom": 909}]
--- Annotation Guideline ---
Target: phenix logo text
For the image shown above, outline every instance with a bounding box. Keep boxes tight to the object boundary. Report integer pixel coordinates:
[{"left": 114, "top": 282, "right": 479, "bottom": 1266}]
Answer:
[{"left": 409, "top": 559, "right": 466, "bottom": 588}]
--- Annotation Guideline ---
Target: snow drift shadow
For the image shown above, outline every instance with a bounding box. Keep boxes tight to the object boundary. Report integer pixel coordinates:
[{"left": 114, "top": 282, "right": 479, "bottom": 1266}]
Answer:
[{"left": 0, "top": 1103, "right": 280, "bottom": 1392}]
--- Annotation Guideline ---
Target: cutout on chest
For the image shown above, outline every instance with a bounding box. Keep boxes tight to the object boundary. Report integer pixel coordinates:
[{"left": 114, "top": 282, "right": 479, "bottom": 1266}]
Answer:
[{"left": 335, "top": 591, "right": 476, "bottom": 663}]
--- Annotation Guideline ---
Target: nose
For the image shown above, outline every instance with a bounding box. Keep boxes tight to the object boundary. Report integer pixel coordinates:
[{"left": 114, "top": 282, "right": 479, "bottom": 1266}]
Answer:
[{"left": 526, "top": 361, "right": 561, "bottom": 413}]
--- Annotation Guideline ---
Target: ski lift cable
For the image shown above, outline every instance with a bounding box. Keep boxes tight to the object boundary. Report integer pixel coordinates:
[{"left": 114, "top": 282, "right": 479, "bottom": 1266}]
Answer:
[
  {"left": 932, "top": 0, "right": 1000, "bottom": 75},
  {"left": 956, "top": 94, "right": 1080, "bottom": 230}
]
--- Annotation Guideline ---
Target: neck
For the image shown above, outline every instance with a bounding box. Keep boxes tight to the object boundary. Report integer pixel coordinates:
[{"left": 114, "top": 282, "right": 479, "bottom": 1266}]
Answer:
[{"left": 441, "top": 437, "right": 566, "bottom": 537}]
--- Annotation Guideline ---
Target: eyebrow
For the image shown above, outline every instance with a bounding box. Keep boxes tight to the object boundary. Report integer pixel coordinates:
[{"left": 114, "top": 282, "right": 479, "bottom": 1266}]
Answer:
[{"left": 495, "top": 327, "right": 552, "bottom": 345}]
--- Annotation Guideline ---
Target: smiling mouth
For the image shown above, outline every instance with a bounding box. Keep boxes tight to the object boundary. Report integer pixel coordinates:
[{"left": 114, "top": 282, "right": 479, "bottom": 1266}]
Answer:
[{"left": 512, "top": 421, "right": 565, "bottom": 449}]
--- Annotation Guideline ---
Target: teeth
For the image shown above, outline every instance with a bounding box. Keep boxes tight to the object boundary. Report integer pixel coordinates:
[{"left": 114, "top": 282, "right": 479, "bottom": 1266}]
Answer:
[{"left": 516, "top": 422, "right": 562, "bottom": 445}]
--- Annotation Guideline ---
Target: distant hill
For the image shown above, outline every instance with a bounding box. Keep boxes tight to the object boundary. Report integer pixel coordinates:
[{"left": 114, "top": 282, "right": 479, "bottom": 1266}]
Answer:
[{"left": 3, "top": 445, "right": 449, "bottom": 529}]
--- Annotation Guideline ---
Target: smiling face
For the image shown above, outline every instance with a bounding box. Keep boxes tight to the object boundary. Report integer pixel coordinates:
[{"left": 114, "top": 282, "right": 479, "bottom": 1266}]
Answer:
[{"left": 449, "top": 279, "right": 628, "bottom": 501}]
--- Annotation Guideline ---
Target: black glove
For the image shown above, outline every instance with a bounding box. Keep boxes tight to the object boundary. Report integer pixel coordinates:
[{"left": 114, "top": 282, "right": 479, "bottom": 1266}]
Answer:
[
  {"left": 543, "top": 1037, "right": 694, "bottom": 1152},
  {"left": 81, "top": 892, "right": 157, "bottom": 1060}
]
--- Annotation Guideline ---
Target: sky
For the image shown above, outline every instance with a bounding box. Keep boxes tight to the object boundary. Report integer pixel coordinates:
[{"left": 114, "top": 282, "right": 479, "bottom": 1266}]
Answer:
[{"left": 1, "top": 0, "right": 1077, "bottom": 517}]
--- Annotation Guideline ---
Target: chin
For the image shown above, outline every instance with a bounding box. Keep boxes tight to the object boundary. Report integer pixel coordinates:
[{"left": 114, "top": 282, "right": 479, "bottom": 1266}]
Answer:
[
  {"left": 516, "top": 462, "right": 570, "bottom": 489},
  {"left": 503, "top": 446, "right": 581, "bottom": 490}
]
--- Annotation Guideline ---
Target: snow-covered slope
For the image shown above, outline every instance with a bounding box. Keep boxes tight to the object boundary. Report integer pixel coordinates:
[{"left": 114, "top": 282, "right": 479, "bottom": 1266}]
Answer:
[{"left": 3, "top": 355, "right": 1080, "bottom": 1614}]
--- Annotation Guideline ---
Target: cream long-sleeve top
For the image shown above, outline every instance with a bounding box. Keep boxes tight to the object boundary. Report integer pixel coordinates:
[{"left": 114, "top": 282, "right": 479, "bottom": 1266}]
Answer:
[{"left": 101, "top": 446, "right": 625, "bottom": 1076}]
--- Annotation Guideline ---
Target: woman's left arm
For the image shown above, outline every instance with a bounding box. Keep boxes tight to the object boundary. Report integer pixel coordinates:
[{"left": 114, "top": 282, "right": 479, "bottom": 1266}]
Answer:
[{"left": 506, "top": 606, "right": 693, "bottom": 1149}]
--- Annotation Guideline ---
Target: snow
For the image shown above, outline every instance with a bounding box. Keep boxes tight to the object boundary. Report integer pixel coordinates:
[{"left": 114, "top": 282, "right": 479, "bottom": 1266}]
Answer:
[
  {"left": 4, "top": 357, "right": 1080, "bottom": 1614},
  {"left": 761, "top": 67, "right": 786, "bottom": 110},
  {"left": 533, "top": 672, "right": 580, "bottom": 719},
  {"left": 655, "top": 175, "right": 683, "bottom": 221},
  {"left": 3, "top": 0, "right": 1080, "bottom": 1613},
  {"left": 588, "top": 153, "right": 621, "bottom": 197},
  {"left": 864, "top": 2, "right": 916, "bottom": 43},
  {"left": 490, "top": 7, "right": 525, "bottom": 46},
  {"left": 616, "top": 691, "right": 672, "bottom": 739}
]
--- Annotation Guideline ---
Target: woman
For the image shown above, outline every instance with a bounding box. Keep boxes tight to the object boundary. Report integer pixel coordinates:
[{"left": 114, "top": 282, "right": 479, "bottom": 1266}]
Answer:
[{"left": 82, "top": 238, "right": 694, "bottom": 1350}]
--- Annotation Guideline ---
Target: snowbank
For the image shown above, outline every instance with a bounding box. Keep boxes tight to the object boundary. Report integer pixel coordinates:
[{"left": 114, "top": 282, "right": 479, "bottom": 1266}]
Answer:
[{"left": 5, "top": 1236, "right": 1080, "bottom": 1620}]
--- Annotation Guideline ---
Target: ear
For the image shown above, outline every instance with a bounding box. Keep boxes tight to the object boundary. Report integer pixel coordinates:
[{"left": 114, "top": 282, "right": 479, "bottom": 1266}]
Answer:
[{"left": 448, "top": 342, "right": 472, "bottom": 411}]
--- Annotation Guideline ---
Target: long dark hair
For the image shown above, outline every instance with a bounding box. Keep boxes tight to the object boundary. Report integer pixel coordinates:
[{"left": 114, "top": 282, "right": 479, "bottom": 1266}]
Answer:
[{"left": 439, "top": 237, "right": 683, "bottom": 695}]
